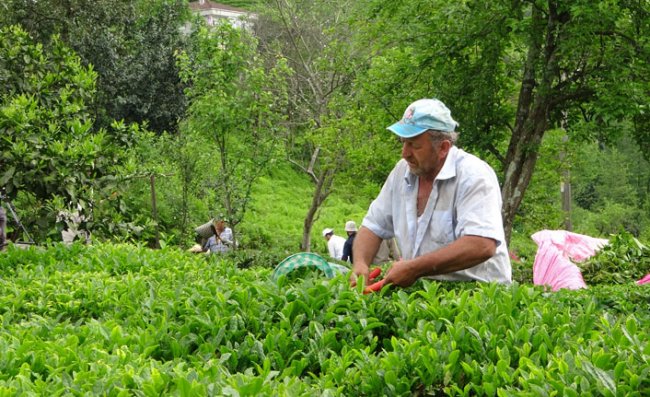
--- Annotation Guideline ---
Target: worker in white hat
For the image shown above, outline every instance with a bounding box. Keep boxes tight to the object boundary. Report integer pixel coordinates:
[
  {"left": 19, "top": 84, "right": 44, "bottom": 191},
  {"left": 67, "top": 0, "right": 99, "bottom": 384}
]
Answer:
[{"left": 322, "top": 227, "right": 346, "bottom": 260}]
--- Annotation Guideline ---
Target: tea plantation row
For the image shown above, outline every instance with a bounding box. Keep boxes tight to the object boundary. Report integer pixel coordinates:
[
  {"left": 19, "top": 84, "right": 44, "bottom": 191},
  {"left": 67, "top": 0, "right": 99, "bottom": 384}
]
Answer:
[{"left": 0, "top": 243, "right": 648, "bottom": 396}]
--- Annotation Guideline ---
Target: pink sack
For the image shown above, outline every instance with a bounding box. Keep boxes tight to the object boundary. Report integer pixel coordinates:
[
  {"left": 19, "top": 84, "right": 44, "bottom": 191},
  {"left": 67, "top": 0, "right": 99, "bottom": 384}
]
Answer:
[
  {"left": 531, "top": 230, "right": 608, "bottom": 291},
  {"left": 637, "top": 274, "right": 650, "bottom": 285}
]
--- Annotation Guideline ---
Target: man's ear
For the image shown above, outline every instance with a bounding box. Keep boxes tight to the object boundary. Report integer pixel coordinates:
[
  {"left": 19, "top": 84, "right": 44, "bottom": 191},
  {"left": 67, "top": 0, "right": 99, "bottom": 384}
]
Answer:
[{"left": 439, "top": 139, "right": 452, "bottom": 156}]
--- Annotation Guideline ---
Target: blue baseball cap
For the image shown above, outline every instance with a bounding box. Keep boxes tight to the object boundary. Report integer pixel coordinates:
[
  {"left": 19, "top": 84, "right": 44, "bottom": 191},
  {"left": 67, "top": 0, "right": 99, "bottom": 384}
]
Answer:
[{"left": 387, "top": 98, "right": 458, "bottom": 138}]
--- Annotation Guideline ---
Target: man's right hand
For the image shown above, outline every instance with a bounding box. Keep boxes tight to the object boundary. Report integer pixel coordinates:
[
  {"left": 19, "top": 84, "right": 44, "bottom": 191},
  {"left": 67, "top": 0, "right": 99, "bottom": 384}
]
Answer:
[
  {"left": 350, "top": 226, "right": 383, "bottom": 287},
  {"left": 349, "top": 264, "right": 370, "bottom": 287}
]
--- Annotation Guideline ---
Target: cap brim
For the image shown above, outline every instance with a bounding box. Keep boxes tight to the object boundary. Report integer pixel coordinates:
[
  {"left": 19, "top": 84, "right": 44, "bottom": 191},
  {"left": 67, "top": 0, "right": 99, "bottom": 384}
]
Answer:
[{"left": 387, "top": 122, "right": 428, "bottom": 138}]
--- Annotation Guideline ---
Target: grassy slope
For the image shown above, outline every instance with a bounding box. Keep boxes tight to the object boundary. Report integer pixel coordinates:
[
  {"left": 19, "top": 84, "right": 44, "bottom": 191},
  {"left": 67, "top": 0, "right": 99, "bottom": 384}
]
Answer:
[
  {"left": 242, "top": 163, "right": 373, "bottom": 256},
  {"left": 199, "top": 0, "right": 260, "bottom": 11}
]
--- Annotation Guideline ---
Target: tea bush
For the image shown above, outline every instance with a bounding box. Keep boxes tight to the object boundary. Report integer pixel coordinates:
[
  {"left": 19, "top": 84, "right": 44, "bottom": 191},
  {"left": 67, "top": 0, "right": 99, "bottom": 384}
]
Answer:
[
  {"left": 580, "top": 232, "right": 650, "bottom": 285},
  {"left": 0, "top": 243, "right": 648, "bottom": 395}
]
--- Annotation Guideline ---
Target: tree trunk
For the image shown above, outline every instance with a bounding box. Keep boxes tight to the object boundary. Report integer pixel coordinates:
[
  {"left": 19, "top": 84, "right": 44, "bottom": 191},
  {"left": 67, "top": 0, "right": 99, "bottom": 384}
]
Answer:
[
  {"left": 301, "top": 197, "right": 318, "bottom": 252},
  {"left": 150, "top": 174, "right": 160, "bottom": 249},
  {"left": 502, "top": 105, "right": 548, "bottom": 242},
  {"left": 217, "top": 133, "right": 239, "bottom": 250},
  {"left": 501, "top": 1, "right": 562, "bottom": 243},
  {"left": 300, "top": 168, "right": 334, "bottom": 251}
]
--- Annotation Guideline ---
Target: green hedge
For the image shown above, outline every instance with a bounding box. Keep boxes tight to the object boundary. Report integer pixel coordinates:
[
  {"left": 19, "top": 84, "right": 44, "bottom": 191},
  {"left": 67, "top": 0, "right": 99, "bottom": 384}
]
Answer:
[{"left": 0, "top": 243, "right": 648, "bottom": 395}]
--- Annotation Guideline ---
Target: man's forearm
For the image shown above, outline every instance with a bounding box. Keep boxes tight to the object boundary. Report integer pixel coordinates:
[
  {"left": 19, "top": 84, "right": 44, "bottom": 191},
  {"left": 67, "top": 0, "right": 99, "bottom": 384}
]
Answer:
[
  {"left": 352, "top": 227, "right": 382, "bottom": 269},
  {"left": 383, "top": 235, "right": 497, "bottom": 287},
  {"left": 410, "top": 235, "right": 496, "bottom": 277}
]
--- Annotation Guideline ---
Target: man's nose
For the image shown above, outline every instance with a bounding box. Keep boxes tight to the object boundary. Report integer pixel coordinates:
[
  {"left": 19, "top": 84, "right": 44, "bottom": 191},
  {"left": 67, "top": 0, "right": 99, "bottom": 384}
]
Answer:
[{"left": 401, "top": 143, "right": 411, "bottom": 158}]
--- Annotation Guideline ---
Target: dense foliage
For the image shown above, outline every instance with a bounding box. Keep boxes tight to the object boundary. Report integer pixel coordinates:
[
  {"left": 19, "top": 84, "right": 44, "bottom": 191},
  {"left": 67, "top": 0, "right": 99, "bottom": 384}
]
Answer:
[
  {"left": 0, "top": 243, "right": 647, "bottom": 395},
  {"left": 0, "top": 0, "right": 190, "bottom": 134},
  {"left": 0, "top": 25, "right": 143, "bottom": 242},
  {"left": 1, "top": 2, "right": 649, "bottom": 394},
  {"left": 0, "top": 0, "right": 649, "bottom": 254},
  {"left": 580, "top": 233, "right": 650, "bottom": 285}
]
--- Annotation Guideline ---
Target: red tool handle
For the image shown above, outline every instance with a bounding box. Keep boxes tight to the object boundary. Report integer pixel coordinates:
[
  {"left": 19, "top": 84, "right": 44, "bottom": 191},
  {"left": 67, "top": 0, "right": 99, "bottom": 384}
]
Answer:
[
  {"left": 368, "top": 267, "right": 381, "bottom": 281},
  {"left": 363, "top": 279, "right": 386, "bottom": 294}
]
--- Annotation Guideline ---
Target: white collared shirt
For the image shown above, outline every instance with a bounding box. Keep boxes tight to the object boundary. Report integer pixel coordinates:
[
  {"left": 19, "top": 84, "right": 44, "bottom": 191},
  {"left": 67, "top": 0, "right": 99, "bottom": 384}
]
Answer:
[
  {"left": 362, "top": 146, "right": 512, "bottom": 283},
  {"left": 327, "top": 235, "right": 346, "bottom": 260}
]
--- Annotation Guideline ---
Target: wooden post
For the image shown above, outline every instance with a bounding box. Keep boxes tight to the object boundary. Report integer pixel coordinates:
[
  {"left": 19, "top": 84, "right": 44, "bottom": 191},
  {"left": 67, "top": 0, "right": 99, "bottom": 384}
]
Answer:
[
  {"left": 150, "top": 174, "right": 160, "bottom": 248},
  {"left": 560, "top": 122, "right": 572, "bottom": 231}
]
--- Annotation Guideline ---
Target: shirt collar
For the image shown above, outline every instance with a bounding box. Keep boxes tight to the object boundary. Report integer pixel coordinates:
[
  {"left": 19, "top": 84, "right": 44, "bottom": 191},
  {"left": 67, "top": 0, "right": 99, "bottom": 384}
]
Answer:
[{"left": 436, "top": 145, "right": 458, "bottom": 181}]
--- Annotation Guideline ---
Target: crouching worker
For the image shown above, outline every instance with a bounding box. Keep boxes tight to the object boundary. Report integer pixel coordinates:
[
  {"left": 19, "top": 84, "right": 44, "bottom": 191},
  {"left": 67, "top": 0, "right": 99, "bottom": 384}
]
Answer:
[
  {"left": 203, "top": 219, "right": 234, "bottom": 254},
  {"left": 350, "top": 98, "right": 511, "bottom": 289},
  {"left": 188, "top": 218, "right": 234, "bottom": 254}
]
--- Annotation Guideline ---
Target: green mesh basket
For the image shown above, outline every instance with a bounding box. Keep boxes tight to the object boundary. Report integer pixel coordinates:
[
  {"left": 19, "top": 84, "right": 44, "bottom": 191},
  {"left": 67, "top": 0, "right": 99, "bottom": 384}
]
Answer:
[{"left": 272, "top": 252, "right": 349, "bottom": 281}]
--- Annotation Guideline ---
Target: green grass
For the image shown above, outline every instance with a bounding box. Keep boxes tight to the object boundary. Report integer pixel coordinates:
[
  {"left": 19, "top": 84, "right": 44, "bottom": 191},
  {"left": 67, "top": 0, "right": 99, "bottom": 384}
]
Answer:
[
  {"left": 194, "top": 0, "right": 261, "bottom": 11},
  {"left": 242, "top": 163, "right": 373, "bottom": 256}
]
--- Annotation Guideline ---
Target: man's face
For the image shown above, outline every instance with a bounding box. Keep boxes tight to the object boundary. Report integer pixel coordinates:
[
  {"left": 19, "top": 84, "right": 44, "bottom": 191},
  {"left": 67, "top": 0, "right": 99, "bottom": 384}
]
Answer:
[{"left": 400, "top": 133, "right": 450, "bottom": 177}]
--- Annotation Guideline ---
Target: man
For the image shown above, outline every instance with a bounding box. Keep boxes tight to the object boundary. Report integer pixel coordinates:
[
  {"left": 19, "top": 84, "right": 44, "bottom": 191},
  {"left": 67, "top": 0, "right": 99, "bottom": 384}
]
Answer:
[
  {"left": 323, "top": 228, "right": 346, "bottom": 260},
  {"left": 351, "top": 98, "right": 511, "bottom": 287},
  {"left": 203, "top": 219, "right": 234, "bottom": 254},
  {"left": 341, "top": 220, "right": 358, "bottom": 263}
]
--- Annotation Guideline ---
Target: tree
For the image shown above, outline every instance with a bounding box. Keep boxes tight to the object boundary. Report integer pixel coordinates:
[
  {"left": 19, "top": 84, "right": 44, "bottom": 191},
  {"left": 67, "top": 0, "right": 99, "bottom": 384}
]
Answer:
[
  {"left": 351, "top": 0, "right": 649, "bottom": 242},
  {"left": 0, "top": 25, "right": 138, "bottom": 241},
  {"left": 177, "top": 23, "right": 289, "bottom": 242},
  {"left": 1, "top": 0, "right": 190, "bottom": 134},
  {"left": 255, "top": 0, "right": 382, "bottom": 250}
]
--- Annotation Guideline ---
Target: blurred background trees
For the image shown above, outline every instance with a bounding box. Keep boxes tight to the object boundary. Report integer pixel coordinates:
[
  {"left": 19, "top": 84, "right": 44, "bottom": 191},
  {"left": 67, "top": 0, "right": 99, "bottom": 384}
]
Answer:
[
  {"left": 0, "top": 0, "right": 648, "bottom": 256},
  {"left": 1, "top": 0, "right": 190, "bottom": 134}
]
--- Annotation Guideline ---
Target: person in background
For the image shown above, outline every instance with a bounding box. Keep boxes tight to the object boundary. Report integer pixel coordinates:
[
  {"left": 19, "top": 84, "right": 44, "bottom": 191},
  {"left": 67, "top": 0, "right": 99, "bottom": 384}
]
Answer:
[
  {"left": 203, "top": 219, "right": 234, "bottom": 254},
  {"left": 351, "top": 98, "right": 511, "bottom": 288},
  {"left": 341, "top": 220, "right": 358, "bottom": 263},
  {"left": 323, "top": 228, "right": 346, "bottom": 260},
  {"left": 373, "top": 238, "right": 400, "bottom": 265}
]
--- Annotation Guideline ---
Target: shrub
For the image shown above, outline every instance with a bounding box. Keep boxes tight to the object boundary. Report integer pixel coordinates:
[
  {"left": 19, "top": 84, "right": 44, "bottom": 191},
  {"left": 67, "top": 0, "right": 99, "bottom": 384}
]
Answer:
[{"left": 579, "top": 232, "right": 650, "bottom": 284}]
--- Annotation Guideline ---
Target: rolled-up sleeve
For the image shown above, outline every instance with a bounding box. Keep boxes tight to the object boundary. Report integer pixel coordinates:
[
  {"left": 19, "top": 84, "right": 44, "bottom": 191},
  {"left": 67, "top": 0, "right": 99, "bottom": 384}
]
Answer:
[{"left": 454, "top": 161, "right": 505, "bottom": 247}]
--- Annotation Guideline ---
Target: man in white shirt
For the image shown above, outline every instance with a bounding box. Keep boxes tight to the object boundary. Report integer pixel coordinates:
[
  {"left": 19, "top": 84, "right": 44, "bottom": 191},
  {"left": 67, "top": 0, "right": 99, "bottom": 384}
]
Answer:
[
  {"left": 323, "top": 228, "right": 346, "bottom": 260},
  {"left": 351, "top": 98, "right": 511, "bottom": 287}
]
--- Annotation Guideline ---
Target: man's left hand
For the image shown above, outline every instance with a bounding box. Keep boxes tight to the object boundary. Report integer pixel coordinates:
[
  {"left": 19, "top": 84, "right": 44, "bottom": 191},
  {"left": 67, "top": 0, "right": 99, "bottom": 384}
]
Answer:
[{"left": 383, "top": 259, "right": 420, "bottom": 287}]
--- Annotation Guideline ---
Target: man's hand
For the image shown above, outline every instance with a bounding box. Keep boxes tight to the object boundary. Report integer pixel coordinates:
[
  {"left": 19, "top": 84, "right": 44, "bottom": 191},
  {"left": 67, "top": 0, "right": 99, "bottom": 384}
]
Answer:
[
  {"left": 350, "top": 227, "right": 383, "bottom": 287},
  {"left": 383, "top": 259, "right": 420, "bottom": 287},
  {"left": 349, "top": 263, "right": 370, "bottom": 287}
]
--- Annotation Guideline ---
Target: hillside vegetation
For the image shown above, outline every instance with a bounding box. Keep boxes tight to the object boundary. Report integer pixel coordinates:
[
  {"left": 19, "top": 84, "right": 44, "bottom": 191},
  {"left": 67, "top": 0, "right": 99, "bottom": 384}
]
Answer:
[
  {"left": 1, "top": 0, "right": 648, "bottom": 252},
  {"left": 1, "top": 1, "right": 649, "bottom": 394},
  {"left": 0, "top": 243, "right": 647, "bottom": 395},
  {"left": 241, "top": 163, "right": 377, "bottom": 257}
]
